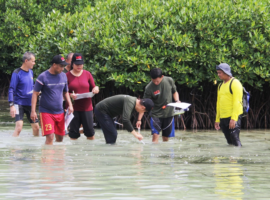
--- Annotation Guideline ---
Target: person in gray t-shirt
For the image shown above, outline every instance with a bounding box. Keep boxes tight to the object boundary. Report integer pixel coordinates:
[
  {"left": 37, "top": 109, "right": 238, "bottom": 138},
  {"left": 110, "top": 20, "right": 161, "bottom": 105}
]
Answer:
[{"left": 137, "top": 68, "right": 181, "bottom": 143}]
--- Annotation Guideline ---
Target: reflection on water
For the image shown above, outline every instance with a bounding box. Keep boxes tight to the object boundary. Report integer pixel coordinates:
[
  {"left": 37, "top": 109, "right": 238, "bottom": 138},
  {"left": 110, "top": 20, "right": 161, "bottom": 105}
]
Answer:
[
  {"left": 214, "top": 157, "right": 244, "bottom": 200},
  {"left": 0, "top": 128, "right": 269, "bottom": 199},
  {"left": 0, "top": 100, "right": 270, "bottom": 199}
]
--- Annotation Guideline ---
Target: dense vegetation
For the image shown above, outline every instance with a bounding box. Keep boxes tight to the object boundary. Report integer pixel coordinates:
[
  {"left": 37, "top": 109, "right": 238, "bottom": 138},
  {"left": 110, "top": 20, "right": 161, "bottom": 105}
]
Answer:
[
  {"left": 0, "top": 0, "right": 95, "bottom": 73},
  {"left": 1, "top": 0, "right": 270, "bottom": 128}
]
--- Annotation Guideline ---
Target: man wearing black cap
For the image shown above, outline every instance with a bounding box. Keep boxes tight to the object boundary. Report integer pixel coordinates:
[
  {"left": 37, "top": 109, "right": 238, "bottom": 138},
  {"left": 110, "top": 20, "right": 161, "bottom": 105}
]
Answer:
[
  {"left": 94, "top": 95, "right": 154, "bottom": 144},
  {"left": 137, "top": 68, "right": 181, "bottom": 143},
  {"left": 215, "top": 63, "right": 243, "bottom": 146},
  {"left": 31, "top": 55, "right": 74, "bottom": 145}
]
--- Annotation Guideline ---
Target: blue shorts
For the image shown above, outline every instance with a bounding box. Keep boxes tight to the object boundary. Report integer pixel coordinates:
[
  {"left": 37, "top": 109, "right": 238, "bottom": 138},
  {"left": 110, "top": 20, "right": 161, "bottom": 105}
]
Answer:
[{"left": 150, "top": 116, "right": 175, "bottom": 137}]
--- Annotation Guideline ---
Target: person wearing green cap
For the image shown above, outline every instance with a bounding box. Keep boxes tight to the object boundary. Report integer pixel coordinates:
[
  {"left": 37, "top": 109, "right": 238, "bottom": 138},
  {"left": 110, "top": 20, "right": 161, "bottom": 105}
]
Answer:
[{"left": 215, "top": 63, "right": 243, "bottom": 146}]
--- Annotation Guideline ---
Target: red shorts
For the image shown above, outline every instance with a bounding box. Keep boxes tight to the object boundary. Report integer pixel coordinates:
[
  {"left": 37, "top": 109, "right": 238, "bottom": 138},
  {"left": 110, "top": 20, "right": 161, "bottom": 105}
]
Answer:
[{"left": 40, "top": 112, "right": 65, "bottom": 136}]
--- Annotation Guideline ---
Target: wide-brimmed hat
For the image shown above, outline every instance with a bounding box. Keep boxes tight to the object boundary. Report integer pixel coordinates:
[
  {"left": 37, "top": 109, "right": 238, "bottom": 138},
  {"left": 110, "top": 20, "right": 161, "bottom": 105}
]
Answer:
[{"left": 216, "top": 63, "right": 232, "bottom": 77}]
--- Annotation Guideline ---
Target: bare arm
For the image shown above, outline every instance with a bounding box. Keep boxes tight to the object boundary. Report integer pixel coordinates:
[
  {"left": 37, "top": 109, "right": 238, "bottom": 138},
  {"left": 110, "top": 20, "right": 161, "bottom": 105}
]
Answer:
[
  {"left": 31, "top": 91, "right": 39, "bottom": 121},
  {"left": 136, "top": 112, "right": 144, "bottom": 128},
  {"left": 63, "top": 92, "right": 74, "bottom": 114},
  {"left": 173, "top": 91, "right": 181, "bottom": 103}
]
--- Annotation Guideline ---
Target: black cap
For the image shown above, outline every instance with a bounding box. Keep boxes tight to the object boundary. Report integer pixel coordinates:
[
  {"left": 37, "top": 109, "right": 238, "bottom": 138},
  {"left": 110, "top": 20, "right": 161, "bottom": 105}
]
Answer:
[
  {"left": 141, "top": 98, "right": 154, "bottom": 112},
  {"left": 51, "top": 55, "right": 69, "bottom": 65},
  {"left": 72, "top": 53, "right": 84, "bottom": 65}
]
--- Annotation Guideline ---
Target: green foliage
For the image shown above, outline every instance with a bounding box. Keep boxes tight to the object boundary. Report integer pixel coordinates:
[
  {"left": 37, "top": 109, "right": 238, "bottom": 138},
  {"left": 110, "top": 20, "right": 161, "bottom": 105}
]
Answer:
[
  {"left": 0, "top": 0, "right": 94, "bottom": 73},
  {"left": 2, "top": 0, "right": 270, "bottom": 91}
]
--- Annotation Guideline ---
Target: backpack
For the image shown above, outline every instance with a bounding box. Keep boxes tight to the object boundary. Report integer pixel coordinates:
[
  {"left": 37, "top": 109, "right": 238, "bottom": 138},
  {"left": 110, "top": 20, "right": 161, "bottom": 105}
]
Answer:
[{"left": 218, "top": 78, "right": 250, "bottom": 116}]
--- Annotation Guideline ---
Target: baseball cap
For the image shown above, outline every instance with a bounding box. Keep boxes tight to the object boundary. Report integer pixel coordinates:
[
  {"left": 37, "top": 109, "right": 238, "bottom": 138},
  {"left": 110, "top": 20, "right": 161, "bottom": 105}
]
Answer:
[
  {"left": 72, "top": 53, "right": 84, "bottom": 65},
  {"left": 51, "top": 55, "right": 69, "bottom": 65},
  {"left": 216, "top": 63, "right": 232, "bottom": 77},
  {"left": 141, "top": 98, "right": 154, "bottom": 112}
]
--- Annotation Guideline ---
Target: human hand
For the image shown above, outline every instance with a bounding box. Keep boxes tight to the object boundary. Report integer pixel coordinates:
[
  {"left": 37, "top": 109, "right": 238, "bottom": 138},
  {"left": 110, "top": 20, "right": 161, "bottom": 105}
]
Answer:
[
  {"left": 131, "top": 130, "right": 143, "bottom": 141},
  {"left": 68, "top": 106, "right": 74, "bottom": 114},
  {"left": 229, "top": 119, "right": 236, "bottom": 129},
  {"left": 70, "top": 93, "right": 77, "bottom": 100},
  {"left": 31, "top": 111, "right": 38, "bottom": 121},
  {"left": 92, "top": 86, "right": 99, "bottom": 94},
  {"left": 10, "top": 106, "right": 16, "bottom": 118},
  {"left": 215, "top": 122, "right": 220, "bottom": 130},
  {"left": 136, "top": 132, "right": 143, "bottom": 141},
  {"left": 136, "top": 121, "right": 141, "bottom": 129}
]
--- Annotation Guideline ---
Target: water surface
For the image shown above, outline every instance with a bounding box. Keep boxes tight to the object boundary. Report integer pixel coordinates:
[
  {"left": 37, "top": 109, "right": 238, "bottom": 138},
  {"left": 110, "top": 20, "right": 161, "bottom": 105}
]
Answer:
[
  {"left": 1, "top": 99, "right": 270, "bottom": 199},
  {"left": 0, "top": 127, "right": 269, "bottom": 199}
]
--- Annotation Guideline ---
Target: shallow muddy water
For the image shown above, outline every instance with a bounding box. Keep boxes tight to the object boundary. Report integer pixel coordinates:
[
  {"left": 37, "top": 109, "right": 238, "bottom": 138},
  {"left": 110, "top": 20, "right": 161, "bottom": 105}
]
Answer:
[
  {"left": 0, "top": 127, "right": 269, "bottom": 199},
  {"left": 1, "top": 99, "right": 270, "bottom": 199}
]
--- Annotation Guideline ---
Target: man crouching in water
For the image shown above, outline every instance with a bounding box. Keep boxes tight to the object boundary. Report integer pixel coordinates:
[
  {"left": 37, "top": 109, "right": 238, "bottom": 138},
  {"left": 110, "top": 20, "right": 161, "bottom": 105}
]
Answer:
[{"left": 94, "top": 95, "right": 154, "bottom": 144}]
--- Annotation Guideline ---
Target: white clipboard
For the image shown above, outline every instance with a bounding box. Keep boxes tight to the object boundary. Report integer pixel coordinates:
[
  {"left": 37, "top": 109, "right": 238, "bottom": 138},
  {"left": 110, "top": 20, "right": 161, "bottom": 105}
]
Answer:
[
  {"left": 65, "top": 108, "right": 74, "bottom": 130},
  {"left": 167, "top": 102, "right": 191, "bottom": 109},
  {"left": 75, "top": 92, "right": 95, "bottom": 100}
]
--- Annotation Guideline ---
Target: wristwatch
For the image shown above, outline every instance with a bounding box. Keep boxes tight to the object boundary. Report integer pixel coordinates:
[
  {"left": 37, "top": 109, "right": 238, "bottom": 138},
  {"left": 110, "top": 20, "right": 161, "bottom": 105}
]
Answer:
[{"left": 9, "top": 102, "right": 14, "bottom": 107}]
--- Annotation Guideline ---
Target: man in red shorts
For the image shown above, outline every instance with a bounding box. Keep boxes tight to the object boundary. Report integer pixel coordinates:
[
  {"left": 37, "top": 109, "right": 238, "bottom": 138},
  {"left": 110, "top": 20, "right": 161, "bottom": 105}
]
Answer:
[{"left": 31, "top": 55, "right": 74, "bottom": 145}]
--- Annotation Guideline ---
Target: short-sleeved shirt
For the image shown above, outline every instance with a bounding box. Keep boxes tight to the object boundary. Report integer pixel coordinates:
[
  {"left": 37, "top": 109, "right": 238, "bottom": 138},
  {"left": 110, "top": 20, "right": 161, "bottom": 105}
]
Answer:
[
  {"left": 143, "top": 76, "right": 177, "bottom": 118},
  {"left": 8, "top": 68, "right": 34, "bottom": 106},
  {"left": 95, "top": 95, "right": 136, "bottom": 132},
  {"left": 34, "top": 70, "right": 68, "bottom": 114},
  {"left": 66, "top": 70, "right": 96, "bottom": 111}
]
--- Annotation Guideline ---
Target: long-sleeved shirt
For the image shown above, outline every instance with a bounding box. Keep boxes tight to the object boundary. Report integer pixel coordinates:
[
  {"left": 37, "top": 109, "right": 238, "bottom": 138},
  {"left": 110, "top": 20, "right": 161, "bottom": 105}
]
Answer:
[
  {"left": 66, "top": 70, "right": 96, "bottom": 111},
  {"left": 215, "top": 78, "right": 243, "bottom": 122},
  {"left": 8, "top": 68, "right": 34, "bottom": 106},
  {"left": 95, "top": 95, "right": 136, "bottom": 132}
]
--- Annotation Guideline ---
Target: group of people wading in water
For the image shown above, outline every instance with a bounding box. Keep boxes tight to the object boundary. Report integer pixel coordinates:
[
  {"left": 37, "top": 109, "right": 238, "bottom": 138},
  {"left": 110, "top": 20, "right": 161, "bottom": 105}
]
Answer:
[{"left": 8, "top": 52, "right": 244, "bottom": 146}]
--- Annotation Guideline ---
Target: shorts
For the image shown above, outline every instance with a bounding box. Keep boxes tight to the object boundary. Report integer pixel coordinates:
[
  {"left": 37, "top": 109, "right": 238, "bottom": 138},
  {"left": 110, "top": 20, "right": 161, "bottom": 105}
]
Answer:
[
  {"left": 150, "top": 116, "right": 175, "bottom": 137},
  {"left": 94, "top": 108, "right": 117, "bottom": 144},
  {"left": 69, "top": 111, "right": 95, "bottom": 139},
  {"left": 40, "top": 112, "right": 65, "bottom": 136},
  {"left": 15, "top": 104, "right": 38, "bottom": 123}
]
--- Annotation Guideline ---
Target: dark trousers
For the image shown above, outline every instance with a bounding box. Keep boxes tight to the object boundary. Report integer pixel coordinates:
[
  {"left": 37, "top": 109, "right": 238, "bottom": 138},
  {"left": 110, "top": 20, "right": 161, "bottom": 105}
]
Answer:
[
  {"left": 220, "top": 115, "right": 242, "bottom": 146},
  {"left": 94, "top": 108, "right": 117, "bottom": 144},
  {"left": 69, "top": 111, "right": 95, "bottom": 139}
]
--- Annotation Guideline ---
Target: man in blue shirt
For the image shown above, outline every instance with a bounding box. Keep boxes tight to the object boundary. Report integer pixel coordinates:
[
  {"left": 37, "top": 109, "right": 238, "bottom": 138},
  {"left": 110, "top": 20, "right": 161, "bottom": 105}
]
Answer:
[
  {"left": 31, "top": 55, "right": 74, "bottom": 145},
  {"left": 8, "top": 52, "right": 40, "bottom": 137}
]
